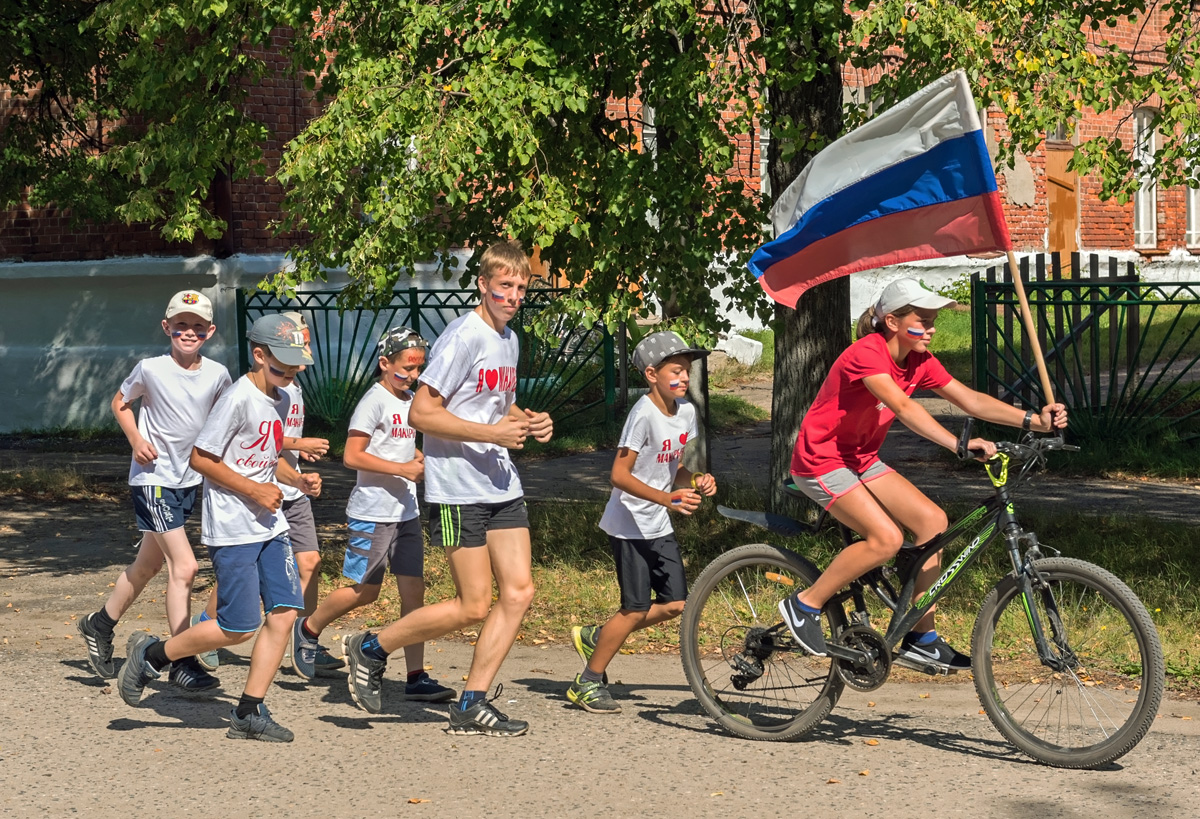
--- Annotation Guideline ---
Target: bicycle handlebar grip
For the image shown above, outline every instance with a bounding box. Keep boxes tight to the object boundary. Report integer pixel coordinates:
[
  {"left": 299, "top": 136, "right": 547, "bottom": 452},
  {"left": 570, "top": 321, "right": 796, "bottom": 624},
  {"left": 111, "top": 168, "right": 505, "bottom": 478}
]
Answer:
[{"left": 956, "top": 418, "right": 976, "bottom": 461}]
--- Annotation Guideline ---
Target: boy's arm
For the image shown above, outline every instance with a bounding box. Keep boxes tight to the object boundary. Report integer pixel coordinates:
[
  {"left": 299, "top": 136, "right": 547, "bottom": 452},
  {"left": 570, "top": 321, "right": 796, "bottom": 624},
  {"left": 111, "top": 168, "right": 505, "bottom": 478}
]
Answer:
[
  {"left": 190, "top": 447, "right": 283, "bottom": 512},
  {"left": 342, "top": 432, "right": 424, "bottom": 482},
  {"left": 510, "top": 403, "right": 554, "bottom": 443},
  {"left": 276, "top": 457, "right": 322, "bottom": 497},
  {"left": 674, "top": 463, "right": 717, "bottom": 497},
  {"left": 410, "top": 384, "right": 530, "bottom": 448},
  {"left": 610, "top": 447, "right": 702, "bottom": 515},
  {"left": 111, "top": 389, "right": 157, "bottom": 465},
  {"left": 283, "top": 436, "right": 330, "bottom": 462}
]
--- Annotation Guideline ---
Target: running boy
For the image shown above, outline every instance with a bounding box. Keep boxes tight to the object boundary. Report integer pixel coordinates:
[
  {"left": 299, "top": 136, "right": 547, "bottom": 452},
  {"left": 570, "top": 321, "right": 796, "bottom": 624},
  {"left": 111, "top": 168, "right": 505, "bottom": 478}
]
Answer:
[
  {"left": 118, "top": 313, "right": 319, "bottom": 743},
  {"left": 567, "top": 331, "right": 716, "bottom": 713},
  {"left": 78, "top": 290, "right": 230, "bottom": 693},
  {"left": 341, "top": 240, "right": 552, "bottom": 736},
  {"left": 778, "top": 278, "right": 1067, "bottom": 671},
  {"left": 290, "top": 326, "right": 452, "bottom": 702}
]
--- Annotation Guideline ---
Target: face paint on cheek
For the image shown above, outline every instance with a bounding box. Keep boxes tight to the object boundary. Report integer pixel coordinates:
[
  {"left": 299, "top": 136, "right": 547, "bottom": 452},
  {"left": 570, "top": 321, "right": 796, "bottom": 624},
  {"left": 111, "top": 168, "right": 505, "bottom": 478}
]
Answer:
[
  {"left": 669, "top": 380, "right": 681, "bottom": 389},
  {"left": 491, "top": 290, "right": 508, "bottom": 303},
  {"left": 906, "top": 327, "right": 927, "bottom": 338},
  {"left": 172, "top": 331, "right": 208, "bottom": 339},
  {"left": 268, "top": 364, "right": 288, "bottom": 377}
]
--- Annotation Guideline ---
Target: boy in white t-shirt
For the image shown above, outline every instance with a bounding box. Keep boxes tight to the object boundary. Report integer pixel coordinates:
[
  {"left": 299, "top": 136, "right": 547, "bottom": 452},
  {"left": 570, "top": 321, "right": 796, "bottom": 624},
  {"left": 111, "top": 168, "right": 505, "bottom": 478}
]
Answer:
[
  {"left": 291, "top": 327, "right": 452, "bottom": 702},
  {"left": 342, "top": 240, "right": 552, "bottom": 735},
  {"left": 78, "top": 290, "right": 231, "bottom": 694},
  {"left": 567, "top": 331, "right": 717, "bottom": 714},
  {"left": 117, "top": 313, "right": 320, "bottom": 743}
]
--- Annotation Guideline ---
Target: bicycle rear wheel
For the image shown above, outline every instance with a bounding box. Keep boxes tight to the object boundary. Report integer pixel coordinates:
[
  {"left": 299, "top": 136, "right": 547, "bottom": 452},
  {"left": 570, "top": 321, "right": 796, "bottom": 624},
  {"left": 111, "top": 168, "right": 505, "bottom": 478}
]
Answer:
[
  {"left": 972, "top": 557, "right": 1165, "bottom": 768},
  {"left": 680, "top": 543, "right": 846, "bottom": 741}
]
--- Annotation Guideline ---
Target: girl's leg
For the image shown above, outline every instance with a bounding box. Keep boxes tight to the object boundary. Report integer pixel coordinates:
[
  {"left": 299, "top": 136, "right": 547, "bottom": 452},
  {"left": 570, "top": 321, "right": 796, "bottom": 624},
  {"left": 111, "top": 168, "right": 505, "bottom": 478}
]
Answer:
[
  {"left": 395, "top": 574, "right": 427, "bottom": 675},
  {"left": 304, "top": 582, "right": 382, "bottom": 635},
  {"left": 376, "top": 545, "right": 494, "bottom": 653},
  {"left": 146, "top": 527, "right": 199, "bottom": 636},
  {"left": 102, "top": 534, "right": 166, "bottom": 621},
  {"left": 587, "top": 600, "right": 685, "bottom": 675}
]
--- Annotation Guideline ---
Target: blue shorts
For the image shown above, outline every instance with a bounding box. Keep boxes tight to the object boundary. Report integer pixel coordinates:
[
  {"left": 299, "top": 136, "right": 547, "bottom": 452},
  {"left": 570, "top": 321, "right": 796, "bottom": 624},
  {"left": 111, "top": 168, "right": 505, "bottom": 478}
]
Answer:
[
  {"left": 206, "top": 533, "right": 303, "bottom": 632},
  {"left": 130, "top": 485, "right": 198, "bottom": 533},
  {"left": 344, "top": 517, "right": 423, "bottom": 584}
]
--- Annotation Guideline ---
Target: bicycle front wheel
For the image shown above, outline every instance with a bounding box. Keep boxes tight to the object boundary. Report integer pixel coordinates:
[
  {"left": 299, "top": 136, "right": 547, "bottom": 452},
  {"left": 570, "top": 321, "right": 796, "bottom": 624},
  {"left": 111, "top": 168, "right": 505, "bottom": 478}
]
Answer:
[
  {"left": 972, "top": 557, "right": 1165, "bottom": 768},
  {"left": 680, "top": 543, "right": 846, "bottom": 741}
]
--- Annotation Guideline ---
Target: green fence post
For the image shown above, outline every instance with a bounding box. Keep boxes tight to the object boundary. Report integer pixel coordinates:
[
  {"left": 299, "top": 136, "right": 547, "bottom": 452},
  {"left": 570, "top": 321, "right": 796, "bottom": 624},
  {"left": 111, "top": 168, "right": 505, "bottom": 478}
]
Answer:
[
  {"left": 408, "top": 286, "right": 420, "bottom": 336},
  {"left": 971, "top": 273, "right": 985, "bottom": 392},
  {"left": 235, "top": 288, "right": 250, "bottom": 376},
  {"left": 603, "top": 325, "right": 616, "bottom": 423}
]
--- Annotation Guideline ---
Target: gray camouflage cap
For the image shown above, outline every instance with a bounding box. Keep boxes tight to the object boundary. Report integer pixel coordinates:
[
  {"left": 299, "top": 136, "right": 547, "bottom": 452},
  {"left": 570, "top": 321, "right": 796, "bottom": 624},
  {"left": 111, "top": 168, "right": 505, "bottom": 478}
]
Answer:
[{"left": 631, "top": 330, "right": 710, "bottom": 373}]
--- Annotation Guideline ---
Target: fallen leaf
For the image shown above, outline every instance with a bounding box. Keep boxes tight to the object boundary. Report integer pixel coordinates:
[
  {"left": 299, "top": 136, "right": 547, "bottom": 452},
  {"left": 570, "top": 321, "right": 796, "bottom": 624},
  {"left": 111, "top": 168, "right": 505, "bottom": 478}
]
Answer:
[
  {"left": 979, "top": 709, "right": 986, "bottom": 714},
  {"left": 867, "top": 701, "right": 875, "bottom": 707},
  {"left": 1183, "top": 716, "right": 1193, "bottom": 721},
  {"left": 859, "top": 770, "right": 870, "bottom": 777},
  {"left": 711, "top": 792, "right": 724, "bottom": 797},
  {"left": 864, "top": 739, "right": 879, "bottom": 746},
  {"left": 826, "top": 778, "right": 841, "bottom": 785},
  {"left": 533, "top": 639, "right": 546, "bottom": 645},
  {"left": 462, "top": 675, "right": 469, "bottom": 681},
  {"left": 408, "top": 798, "right": 430, "bottom": 804},
  {"left": 919, "top": 693, "right": 930, "bottom": 699}
]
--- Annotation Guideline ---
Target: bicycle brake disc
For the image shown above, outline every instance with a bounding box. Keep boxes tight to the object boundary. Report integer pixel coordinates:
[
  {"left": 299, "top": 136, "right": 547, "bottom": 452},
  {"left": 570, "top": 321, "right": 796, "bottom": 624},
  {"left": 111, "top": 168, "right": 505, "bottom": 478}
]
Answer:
[{"left": 834, "top": 625, "right": 891, "bottom": 692}]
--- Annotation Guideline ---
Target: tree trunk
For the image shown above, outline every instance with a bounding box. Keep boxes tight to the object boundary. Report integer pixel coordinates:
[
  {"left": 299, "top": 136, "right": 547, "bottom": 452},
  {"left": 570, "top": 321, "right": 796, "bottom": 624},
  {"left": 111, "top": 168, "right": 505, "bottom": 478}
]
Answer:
[{"left": 765, "top": 47, "right": 848, "bottom": 516}]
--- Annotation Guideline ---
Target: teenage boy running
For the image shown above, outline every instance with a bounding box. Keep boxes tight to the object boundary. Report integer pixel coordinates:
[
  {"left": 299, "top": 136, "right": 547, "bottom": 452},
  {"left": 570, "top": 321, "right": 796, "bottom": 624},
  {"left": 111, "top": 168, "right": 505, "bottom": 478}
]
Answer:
[
  {"left": 118, "top": 314, "right": 320, "bottom": 742},
  {"left": 567, "top": 331, "right": 716, "bottom": 713},
  {"left": 291, "top": 326, "right": 452, "bottom": 702},
  {"left": 342, "top": 240, "right": 552, "bottom": 736},
  {"left": 78, "top": 291, "right": 230, "bottom": 693}
]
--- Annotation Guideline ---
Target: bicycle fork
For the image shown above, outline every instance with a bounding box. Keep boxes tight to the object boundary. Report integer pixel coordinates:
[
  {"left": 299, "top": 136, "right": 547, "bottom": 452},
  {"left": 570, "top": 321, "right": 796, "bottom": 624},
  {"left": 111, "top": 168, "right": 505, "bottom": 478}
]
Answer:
[{"left": 1004, "top": 528, "right": 1077, "bottom": 673}]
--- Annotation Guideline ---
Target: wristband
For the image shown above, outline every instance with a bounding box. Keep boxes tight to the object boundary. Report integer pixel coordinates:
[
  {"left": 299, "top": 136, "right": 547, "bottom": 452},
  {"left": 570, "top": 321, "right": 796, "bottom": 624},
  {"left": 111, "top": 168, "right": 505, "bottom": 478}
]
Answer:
[{"left": 1022, "top": 409, "right": 1034, "bottom": 431}]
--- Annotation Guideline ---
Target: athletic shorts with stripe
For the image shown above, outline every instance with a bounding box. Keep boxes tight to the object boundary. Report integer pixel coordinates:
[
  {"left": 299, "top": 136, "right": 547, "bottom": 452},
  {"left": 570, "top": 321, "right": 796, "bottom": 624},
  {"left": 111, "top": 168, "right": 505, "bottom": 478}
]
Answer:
[
  {"left": 789, "top": 460, "right": 893, "bottom": 510},
  {"left": 130, "top": 485, "right": 199, "bottom": 533},
  {"left": 206, "top": 533, "right": 304, "bottom": 632},
  {"left": 343, "top": 517, "right": 423, "bottom": 584},
  {"left": 429, "top": 498, "right": 529, "bottom": 549}
]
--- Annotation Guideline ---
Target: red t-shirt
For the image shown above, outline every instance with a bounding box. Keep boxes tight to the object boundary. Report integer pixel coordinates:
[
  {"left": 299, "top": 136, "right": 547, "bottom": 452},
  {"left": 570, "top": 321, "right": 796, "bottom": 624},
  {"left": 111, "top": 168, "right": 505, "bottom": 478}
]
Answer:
[{"left": 791, "top": 333, "right": 953, "bottom": 476}]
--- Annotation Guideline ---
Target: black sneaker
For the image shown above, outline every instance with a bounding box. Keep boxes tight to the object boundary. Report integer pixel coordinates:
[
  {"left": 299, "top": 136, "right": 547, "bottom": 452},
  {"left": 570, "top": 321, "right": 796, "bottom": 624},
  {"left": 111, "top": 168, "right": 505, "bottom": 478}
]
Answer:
[
  {"left": 343, "top": 631, "right": 387, "bottom": 713},
  {"left": 168, "top": 655, "right": 220, "bottom": 693},
  {"left": 118, "top": 632, "right": 162, "bottom": 706},
  {"left": 77, "top": 613, "right": 115, "bottom": 679},
  {"left": 226, "top": 703, "right": 294, "bottom": 743},
  {"left": 777, "top": 594, "right": 828, "bottom": 656},
  {"left": 895, "top": 633, "right": 971, "bottom": 674},
  {"left": 447, "top": 685, "right": 529, "bottom": 736}
]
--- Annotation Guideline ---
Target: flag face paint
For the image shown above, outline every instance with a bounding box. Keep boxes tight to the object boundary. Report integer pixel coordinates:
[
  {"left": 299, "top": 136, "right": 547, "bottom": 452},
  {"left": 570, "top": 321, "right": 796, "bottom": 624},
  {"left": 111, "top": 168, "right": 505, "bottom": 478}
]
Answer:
[
  {"left": 491, "top": 290, "right": 508, "bottom": 303},
  {"left": 669, "top": 380, "right": 681, "bottom": 389},
  {"left": 906, "top": 327, "right": 927, "bottom": 338}
]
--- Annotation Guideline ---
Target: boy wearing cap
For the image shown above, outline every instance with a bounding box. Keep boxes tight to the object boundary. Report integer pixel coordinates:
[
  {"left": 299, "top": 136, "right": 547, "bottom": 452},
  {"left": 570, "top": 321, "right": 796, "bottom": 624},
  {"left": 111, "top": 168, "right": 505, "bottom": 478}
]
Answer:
[
  {"left": 341, "top": 240, "right": 552, "bottom": 736},
  {"left": 777, "top": 278, "right": 1066, "bottom": 672},
  {"left": 78, "top": 290, "right": 230, "bottom": 693},
  {"left": 291, "top": 326, "right": 452, "bottom": 702},
  {"left": 118, "top": 313, "right": 321, "bottom": 742},
  {"left": 566, "top": 330, "right": 717, "bottom": 714}
]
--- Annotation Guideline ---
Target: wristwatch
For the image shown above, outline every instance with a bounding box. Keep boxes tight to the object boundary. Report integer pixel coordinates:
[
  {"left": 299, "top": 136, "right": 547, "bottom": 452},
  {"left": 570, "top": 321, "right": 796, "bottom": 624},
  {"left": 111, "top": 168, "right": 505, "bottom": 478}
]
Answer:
[{"left": 1022, "top": 409, "right": 1034, "bottom": 431}]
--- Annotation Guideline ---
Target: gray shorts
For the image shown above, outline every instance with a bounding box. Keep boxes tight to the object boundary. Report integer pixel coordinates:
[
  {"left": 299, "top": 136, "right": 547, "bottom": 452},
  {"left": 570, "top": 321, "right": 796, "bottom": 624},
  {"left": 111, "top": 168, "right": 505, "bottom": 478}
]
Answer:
[
  {"left": 343, "top": 517, "right": 424, "bottom": 585},
  {"left": 282, "top": 495, "right": 320, "bottom": 553},
  {"left": 790, "top": 460, "right": 893, "bottom": 510}
]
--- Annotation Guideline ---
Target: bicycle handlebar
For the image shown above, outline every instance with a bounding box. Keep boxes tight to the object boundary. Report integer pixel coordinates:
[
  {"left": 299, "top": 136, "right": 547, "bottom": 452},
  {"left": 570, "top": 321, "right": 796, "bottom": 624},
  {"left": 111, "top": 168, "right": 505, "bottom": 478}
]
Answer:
[{"left": 955, "top": 417, "right": 1078, "bottom": 465}]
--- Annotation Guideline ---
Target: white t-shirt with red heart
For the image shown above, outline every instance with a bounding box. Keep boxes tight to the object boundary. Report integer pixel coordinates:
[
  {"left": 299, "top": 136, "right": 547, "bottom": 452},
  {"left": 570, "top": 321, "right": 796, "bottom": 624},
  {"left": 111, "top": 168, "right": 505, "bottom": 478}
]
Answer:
[
  {"left": 344, "top": 382, "right": 421, "bottom": 522},
  {"left": 599, "top": 395, "right": 697, "bottom": 540},
  {"left": 193, "top": 375, "right": 289, "bottom": 547},
  {"left": 277, "top": 381, "right": 306, "bottom": 503},
  {"left": 419, "top": 310, "right": 523, "bottom": 505}
]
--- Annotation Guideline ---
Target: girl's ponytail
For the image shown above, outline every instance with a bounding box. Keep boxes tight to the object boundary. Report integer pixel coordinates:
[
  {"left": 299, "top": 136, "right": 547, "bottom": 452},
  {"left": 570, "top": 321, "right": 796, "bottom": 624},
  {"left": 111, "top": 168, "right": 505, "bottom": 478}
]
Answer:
[{"left": 856, "top": 306, "right": 880, "bottom": 339}]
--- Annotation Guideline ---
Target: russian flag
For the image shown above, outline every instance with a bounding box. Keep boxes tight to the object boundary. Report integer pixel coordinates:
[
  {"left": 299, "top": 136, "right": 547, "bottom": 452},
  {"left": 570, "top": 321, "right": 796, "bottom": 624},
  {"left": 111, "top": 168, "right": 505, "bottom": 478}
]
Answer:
[{"left": 749, "top": 70, "right": 1011, "bottom": 308}]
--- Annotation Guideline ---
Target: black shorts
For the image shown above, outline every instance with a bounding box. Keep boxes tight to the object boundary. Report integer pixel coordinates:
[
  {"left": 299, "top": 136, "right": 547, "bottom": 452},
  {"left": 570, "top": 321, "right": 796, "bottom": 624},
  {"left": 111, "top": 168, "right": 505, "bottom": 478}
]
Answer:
[
  {"left": 130, "top": 485, "right": 198, "bottom": 533},
  {"left": 429, "top": 497, "right": 529, "bottom": 549},
  {"left": 609, "top": 533, "right": 687, "bottom": 612}
]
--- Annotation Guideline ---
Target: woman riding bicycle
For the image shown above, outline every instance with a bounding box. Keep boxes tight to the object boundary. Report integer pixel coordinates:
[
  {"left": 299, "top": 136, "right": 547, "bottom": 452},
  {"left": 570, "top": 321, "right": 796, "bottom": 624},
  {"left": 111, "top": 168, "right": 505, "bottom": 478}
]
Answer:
[{"left": 778, "top": 278, "right": 1068, "bottom": 672}]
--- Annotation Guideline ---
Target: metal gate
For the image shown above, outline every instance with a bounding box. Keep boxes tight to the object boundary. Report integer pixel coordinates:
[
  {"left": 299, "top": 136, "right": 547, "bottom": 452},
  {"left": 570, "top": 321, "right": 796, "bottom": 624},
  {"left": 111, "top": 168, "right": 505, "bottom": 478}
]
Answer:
[
  {"left": 972, "top": 253, "right": 1200, "bottom": 441},
  {"left": 237, "top": 286, "right": 615, "bottom": 428}
]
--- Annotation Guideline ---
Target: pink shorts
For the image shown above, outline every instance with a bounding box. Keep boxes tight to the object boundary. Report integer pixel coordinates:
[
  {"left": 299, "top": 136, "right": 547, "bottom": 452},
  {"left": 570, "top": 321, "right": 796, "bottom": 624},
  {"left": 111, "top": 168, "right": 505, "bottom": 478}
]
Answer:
[{"left": 790, "top": 460, "right": 894, "bottom": 510}]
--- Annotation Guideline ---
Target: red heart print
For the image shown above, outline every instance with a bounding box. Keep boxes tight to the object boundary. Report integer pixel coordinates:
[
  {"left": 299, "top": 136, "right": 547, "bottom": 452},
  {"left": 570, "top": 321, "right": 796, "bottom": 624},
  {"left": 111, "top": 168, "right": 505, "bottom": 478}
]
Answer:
[
  {"left": 679, "top": 432, "right": 689, "bottom": 445},
  {"left": 273, "top": 420, "right": 284, "bottom": 453},
  {"left": 485, "top": 369, "right": 499, "bottom": 390}
]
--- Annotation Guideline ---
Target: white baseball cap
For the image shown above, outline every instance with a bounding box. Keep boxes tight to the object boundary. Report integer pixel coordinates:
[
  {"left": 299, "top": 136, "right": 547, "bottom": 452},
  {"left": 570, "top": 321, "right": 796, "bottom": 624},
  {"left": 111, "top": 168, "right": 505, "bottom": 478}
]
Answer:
[
  {"left": 165, "top": 290, "right": 214, "bottom": 322},
  {"left": 875, "top": 278, "right": 956, "bottom": 318}
]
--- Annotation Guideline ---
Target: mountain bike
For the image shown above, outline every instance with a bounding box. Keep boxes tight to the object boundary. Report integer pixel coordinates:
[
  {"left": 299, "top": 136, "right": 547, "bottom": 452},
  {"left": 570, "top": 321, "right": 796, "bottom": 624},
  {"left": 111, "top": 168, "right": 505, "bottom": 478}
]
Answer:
[{"left": 679, "top": 425, "right": 1165, "bottom": 769}]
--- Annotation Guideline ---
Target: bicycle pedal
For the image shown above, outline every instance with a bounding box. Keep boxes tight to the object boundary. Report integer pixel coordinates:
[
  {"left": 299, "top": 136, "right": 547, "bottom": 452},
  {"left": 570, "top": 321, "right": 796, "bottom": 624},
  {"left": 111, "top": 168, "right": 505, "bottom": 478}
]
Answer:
[{"left": 893, "top": 656, "right": 956, "bottom": 677}]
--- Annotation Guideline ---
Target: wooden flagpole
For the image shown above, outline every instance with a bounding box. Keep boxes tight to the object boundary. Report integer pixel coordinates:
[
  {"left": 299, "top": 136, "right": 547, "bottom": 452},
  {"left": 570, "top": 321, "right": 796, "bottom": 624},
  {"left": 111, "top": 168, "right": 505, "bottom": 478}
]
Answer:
[{"left": 1005, "top": 250, "right": 1056, "bottom": 405}]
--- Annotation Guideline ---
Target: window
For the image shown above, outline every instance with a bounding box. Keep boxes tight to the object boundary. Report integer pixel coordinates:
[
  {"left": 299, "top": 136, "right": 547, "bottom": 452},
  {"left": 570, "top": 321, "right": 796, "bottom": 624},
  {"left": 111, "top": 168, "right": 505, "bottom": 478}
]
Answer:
[
  {"left": 1133, "top": 108, "right": 1157, "bottom": 248},
  {"left": 1187, "top": 160, "right": 1200, "bottom": 247}
]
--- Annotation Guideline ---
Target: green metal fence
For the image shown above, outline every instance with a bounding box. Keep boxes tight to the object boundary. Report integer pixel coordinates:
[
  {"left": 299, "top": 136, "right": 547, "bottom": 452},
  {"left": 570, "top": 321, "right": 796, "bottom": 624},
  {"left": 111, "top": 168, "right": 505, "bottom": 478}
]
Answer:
[
  {"left": 971, "top": 253, "right": 1200, "bottom": 441},
  {"left": 237, "top": 286, "right": 615, "bottom": 428}
]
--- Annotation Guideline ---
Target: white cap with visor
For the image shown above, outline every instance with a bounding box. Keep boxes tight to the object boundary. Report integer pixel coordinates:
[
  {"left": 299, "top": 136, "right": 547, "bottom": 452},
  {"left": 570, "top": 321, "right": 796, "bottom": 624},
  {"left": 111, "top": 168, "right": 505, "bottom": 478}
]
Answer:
[{"left": 873, "top": 278, "right": 956, "bottom": 327}]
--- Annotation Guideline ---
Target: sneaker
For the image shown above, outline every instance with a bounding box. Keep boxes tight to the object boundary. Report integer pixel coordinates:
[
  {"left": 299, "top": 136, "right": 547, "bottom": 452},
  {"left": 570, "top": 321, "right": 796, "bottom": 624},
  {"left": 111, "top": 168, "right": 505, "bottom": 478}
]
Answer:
[
  {"left": 314, "top": 646, "right": 345, "bottom": 673},
  {"left": 343, "top": 632, "right": 387, "bottom": 713},
  {"left": 226, "top": 703, "right": 294, "bottom": 743},
  {"left": 77, "top": 613, "right": 115, "bottom": 679},
  {"left": 566, "top": 675, "right": 621, "bottom": 714},
  {"left": 291, "top": 617, "right": 318, "bottom": 681},
  {"left": 168, "top": 655, "right": 220, "bottom": 693},
  {"left": 405, "top": 671, "right": 455, "bottom": 702},
  {"left": 570, "top": 624, "right": 608, "bottom": 684},
  {"left": 895, "top": 633, "right": 972, "bottom": 674},
  {"left": 446, "top": 685, "right": 529, "bottom": 736},
  {"left": 118, "top": 632, "right": 162, "bottom": 706},
  {"left": 778, "top": 594, "right": 828, "bottom": 656},
  {"left": 190, "top": 613, "right": 219, "bottom": 672}
]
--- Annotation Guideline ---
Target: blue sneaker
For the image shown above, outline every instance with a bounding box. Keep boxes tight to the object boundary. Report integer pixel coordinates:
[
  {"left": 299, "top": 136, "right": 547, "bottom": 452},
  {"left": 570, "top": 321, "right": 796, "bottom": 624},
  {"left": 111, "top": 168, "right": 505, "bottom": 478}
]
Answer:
[
  {"left": 777, "top": 594, "right": 828, "bottom": 657},
  {"left": 405, "top": 671, "right": 455, "bottom": 702},
  {"left": 168, "top": 655, "right": 220, "bottom": 694},
  {"left": 314, "top": 646, "right": 346, "bottom": 673},
  {"left": 190, "top": 613, "right": 219, "bottom": 671},
  {"left": 118, "top": 632, "right": 162, "bottom": 706},
  {"left": 290, "top": 617, "right": 317, "bottom": 681},
  {"left": 226, "top": 703, "right": 294, "bottom": 742}
]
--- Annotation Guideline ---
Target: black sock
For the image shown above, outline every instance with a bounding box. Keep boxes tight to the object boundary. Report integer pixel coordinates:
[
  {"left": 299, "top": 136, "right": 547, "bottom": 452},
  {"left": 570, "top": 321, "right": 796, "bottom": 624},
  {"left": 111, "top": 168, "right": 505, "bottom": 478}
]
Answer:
[
  {"left": 407, "top": 669, "right": 423, "bottom": 683},
  {"left": 236, "top": 694, "right": 264, "bottom": 720},
  {"left": 145, "top": 640, "right": 170, "bottom": 673},
  {"left": 91, "top": 608, "right": 118, "bottom": 636},
  {"left": 301, "top": 618, "right": 320, "bottom": 641}
]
